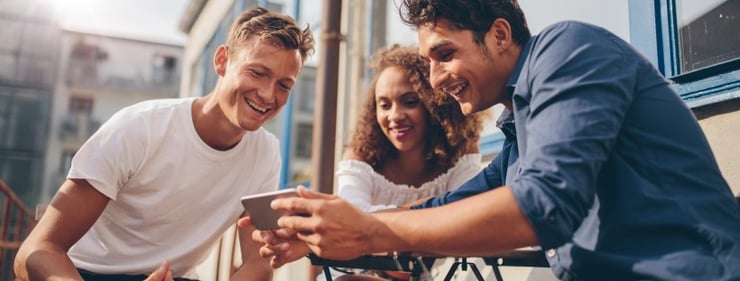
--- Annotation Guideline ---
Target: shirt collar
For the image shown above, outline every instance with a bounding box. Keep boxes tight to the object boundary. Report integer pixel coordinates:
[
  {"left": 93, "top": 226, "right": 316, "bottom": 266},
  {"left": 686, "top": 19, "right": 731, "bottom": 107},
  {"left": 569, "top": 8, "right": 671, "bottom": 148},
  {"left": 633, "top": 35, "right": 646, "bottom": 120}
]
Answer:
[
  {"left": 506, "top": 38, "right": 534, "bottom": 99},
  {"left": 495, "top": 109, "right": 516, "bottom": 139}
]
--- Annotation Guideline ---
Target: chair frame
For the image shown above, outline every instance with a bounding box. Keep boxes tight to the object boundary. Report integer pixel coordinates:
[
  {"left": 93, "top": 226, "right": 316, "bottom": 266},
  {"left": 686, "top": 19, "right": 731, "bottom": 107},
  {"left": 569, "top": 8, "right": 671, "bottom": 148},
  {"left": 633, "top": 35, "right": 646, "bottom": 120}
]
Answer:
[{"left": 308, "top": 249, "right": 549, "bottom": 281}]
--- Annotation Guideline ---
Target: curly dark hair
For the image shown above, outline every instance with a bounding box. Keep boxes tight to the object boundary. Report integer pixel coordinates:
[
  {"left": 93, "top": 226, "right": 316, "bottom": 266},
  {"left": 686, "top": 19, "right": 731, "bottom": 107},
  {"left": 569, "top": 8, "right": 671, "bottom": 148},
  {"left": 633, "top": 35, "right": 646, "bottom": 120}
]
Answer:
[
  {"left": 398, "top": 0, "right": 531, "bottom": 46},
  {"left": 227, "top": 7, "right": 314, "bottom": 62},
  {"left": 348, "top": 45, "right": 483, "bottom": 171}
]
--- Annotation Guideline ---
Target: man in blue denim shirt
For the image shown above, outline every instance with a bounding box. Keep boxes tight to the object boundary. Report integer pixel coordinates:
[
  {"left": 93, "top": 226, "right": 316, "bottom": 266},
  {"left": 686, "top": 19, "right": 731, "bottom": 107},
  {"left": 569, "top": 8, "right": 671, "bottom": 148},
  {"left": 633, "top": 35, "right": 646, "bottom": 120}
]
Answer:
[{"left": 254, "top": 0, "right": 740, "bottom": 280}]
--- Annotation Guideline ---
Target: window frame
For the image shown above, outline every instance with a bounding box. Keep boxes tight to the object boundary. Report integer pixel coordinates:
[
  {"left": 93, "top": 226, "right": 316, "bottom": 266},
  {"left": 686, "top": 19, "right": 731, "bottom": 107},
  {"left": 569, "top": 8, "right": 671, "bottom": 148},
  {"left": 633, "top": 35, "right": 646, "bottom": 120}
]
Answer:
[{"left": 628, "top": 0, "right": 740, "bottom": 108}]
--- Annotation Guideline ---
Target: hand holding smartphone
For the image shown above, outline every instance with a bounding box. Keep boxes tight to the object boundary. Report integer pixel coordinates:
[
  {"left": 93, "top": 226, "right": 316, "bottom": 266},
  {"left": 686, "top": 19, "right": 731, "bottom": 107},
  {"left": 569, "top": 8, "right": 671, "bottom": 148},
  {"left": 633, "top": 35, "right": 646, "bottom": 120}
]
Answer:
[{"left": 240, "top": 188, "right": 298, "bottom": 230}]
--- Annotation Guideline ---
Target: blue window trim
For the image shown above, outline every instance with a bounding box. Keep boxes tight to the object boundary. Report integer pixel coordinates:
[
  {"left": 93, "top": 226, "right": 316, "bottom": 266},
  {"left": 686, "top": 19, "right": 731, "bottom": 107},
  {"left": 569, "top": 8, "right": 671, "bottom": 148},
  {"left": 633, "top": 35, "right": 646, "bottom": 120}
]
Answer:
[
  {"left": 279, "top": 0, "right": 301, "bottom": 188},
  {"left": 628, "top": 0, "right": 740, "bottom": 108}
]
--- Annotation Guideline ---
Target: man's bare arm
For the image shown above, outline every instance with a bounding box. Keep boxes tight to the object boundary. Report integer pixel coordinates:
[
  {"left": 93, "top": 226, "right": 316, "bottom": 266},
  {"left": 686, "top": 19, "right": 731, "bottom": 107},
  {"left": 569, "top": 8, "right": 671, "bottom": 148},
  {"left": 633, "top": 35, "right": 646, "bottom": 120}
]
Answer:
[
  {"left": 14, "top": 179, "right": 109, "bottom": 281},
  {"left": 232, "top": 214, "right": 273, "bottom": 280},
  {"left": 273, "top": 186, "right": 538, "bottom": 260}
]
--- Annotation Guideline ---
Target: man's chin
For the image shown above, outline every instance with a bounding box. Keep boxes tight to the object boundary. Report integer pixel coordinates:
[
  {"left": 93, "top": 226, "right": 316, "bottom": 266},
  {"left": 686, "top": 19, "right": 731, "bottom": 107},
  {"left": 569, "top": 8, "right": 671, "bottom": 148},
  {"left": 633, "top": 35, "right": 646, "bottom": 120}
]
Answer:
[
  {"left": 459, "top": 103, "right": 475, "bottom": 116},
  {"left": 238, "top": 120, "right": 263, "bottom": 132}
]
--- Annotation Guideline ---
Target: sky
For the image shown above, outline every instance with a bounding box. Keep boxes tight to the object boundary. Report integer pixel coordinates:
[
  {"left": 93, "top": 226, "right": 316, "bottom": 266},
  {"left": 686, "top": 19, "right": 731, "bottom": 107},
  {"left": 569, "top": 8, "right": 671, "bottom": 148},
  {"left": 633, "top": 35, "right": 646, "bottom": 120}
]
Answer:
[
  {"left": 47, "top": 0, "right": 725, "bottom": 49},
  {"left": 52, "top": 0, "right": 190, "bottom": 45}
]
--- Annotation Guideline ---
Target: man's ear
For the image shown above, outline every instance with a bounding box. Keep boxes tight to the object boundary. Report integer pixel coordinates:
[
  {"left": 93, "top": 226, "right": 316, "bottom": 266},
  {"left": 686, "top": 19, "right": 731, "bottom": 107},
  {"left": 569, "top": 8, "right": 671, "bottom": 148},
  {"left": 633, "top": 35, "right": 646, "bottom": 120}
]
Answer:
[
  {"left": 486, "top": 18, "right": 513, "bottom": 51},
  {"left": 214, "top": 45, "right": 229, "bottom": 77}
]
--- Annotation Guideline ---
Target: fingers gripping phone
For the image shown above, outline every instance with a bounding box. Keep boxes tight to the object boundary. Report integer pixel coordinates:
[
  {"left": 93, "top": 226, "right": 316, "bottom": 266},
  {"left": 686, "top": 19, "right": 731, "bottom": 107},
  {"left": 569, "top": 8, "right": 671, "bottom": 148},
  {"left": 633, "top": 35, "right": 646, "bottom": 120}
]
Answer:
[{"left": 240, "top": 188, "right": 298, "bottom": 230}]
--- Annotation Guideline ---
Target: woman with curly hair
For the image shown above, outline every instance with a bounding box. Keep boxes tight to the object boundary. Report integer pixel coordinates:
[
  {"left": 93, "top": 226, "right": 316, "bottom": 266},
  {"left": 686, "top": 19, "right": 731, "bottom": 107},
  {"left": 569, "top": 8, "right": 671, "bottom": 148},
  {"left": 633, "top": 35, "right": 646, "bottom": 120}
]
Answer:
[
  {"left": 255, "top": 45, "right": 485, "bottom": 281},
  {"left": 337, "top": 45, "right": 484, "bottom": 213},
  {"left": 328, "top": 45, "right": 485, "bottom": 280}
]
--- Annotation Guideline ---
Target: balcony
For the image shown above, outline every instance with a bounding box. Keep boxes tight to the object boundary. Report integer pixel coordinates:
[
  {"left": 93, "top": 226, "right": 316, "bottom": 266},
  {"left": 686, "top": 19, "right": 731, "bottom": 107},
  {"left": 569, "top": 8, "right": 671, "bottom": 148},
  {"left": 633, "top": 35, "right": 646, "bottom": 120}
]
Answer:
[
  {"left": 65, "top": 61, "right": 180, "bottom": 95},
  {"left": 0, "top": 180, "right": 37, "bottom": 280}
]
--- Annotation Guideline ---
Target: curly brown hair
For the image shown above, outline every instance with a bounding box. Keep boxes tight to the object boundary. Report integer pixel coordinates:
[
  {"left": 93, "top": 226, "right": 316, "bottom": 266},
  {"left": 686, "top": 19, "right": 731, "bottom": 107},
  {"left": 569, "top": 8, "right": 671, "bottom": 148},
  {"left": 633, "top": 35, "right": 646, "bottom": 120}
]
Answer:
[{"left": 348, "top": 45, "right": 483, "bottom": 171}]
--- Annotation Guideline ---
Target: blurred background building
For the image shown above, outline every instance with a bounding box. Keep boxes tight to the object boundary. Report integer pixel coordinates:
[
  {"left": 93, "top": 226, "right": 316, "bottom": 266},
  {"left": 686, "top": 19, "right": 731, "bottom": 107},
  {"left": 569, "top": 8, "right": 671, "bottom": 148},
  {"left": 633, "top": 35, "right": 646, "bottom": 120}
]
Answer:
[
  {"left": 0, "top": 0, "right": 59, "bottom": 210},
  {"left": 42, "top": 30, "right": 183, "bottom": 203},
  {"left": 0, "top": 0, "right": 184, "bottom": 207},
  {"left": 0, "top": 0, "right": 182, "bottom": 277}
]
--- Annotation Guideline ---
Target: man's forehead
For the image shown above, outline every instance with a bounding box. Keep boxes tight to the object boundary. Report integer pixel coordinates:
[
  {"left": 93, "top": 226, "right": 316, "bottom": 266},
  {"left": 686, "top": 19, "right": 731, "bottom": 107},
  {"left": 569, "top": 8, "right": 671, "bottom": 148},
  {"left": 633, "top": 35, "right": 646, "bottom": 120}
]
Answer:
[
  {"left": 234, "top": 42, "right": 302, "bottom": 80},
  {"left": 417, "top": 23, "right": 453, "bottom": 56}
]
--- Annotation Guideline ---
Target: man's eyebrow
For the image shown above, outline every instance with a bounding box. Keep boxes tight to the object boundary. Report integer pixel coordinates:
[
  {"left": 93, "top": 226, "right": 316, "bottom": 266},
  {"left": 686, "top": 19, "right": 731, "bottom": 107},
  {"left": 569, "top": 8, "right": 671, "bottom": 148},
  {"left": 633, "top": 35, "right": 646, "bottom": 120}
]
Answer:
[
  {"left": 279, "top": 77, "right": 296, "bottom": 85},
  {"left": 243, "top": 63, "right": 270, "bottom": 74},
  {"left": 428, "top": 39, "right": 453, "bottom": 54},
  {"left": 244, "top": 63, "right": 297, "bottom": 83}
]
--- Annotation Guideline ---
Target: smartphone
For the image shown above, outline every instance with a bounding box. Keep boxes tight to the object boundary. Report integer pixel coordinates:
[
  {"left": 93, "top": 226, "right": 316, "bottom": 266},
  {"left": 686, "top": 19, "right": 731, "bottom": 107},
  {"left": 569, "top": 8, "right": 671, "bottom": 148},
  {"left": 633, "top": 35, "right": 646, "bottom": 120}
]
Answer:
[{"left": 240, "top": 188, "right": 298, "bottom": 230}]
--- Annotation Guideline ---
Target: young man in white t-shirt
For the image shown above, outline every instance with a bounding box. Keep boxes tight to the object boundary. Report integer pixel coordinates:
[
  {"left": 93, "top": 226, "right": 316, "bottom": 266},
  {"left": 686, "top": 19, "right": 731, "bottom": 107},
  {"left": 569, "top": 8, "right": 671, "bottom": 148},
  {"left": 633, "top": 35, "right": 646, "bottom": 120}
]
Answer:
[{"left": 14, "top": 7, "right": 314, "bottom": 281}]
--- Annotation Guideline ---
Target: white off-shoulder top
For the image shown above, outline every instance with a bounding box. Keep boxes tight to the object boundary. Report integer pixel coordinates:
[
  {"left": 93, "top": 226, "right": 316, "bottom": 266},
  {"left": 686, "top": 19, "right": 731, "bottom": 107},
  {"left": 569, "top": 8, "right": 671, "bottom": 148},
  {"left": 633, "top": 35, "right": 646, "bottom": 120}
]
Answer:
[{"left": 336, "top": 153, "right": 482, "bottom": 212}]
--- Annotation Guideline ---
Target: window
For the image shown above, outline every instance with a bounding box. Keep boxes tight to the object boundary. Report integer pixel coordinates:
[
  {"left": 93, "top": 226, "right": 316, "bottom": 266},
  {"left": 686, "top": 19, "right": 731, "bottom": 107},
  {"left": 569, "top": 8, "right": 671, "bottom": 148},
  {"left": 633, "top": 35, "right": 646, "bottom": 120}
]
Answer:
[
  {"left": 629, "top": 0, "right": 740, "bottom": 107},
  {"left": 68, "top": 38, "right": 108, "bottom": 83},
  {"left": 0, "top": 88, "right": 49, "bottom": 151},
  {"left": 294, "top": 122, "right": 313, "bottom": 159},
  {"left": 60, "top": 96, "right": 96, "bottom": 139},
  {"left": 0, "top": 91, "right": 10, "bottom": 140},
  {"left": 69, "top": 96, "right": 93, "bottom": 116},
  {"left": 152, "top": 54, "right": 177, "bottom": 84},
  {"left": 297, "top": 67, "right": 316, "bottom": 113},
  {"left": 676, "top": 1, "right": 739, "bottom": 73},
  {"left": 60, "top": 150, "right": 76, "bottom": 174}
]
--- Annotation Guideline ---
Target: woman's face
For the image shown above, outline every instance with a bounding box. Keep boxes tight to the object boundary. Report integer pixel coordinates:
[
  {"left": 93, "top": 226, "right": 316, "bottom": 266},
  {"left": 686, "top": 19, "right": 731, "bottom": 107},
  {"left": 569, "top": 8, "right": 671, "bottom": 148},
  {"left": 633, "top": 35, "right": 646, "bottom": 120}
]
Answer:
[{"left": 375, "top": 66, "right": 429, "bottom": 154}]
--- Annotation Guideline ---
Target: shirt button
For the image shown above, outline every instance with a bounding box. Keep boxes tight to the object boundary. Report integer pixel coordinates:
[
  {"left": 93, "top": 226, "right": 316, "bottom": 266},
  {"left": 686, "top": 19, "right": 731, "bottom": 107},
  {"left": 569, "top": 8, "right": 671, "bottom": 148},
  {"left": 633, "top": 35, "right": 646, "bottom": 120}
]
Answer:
[{"left": 546, "top": 249, "right": 556, "bottom": 258}]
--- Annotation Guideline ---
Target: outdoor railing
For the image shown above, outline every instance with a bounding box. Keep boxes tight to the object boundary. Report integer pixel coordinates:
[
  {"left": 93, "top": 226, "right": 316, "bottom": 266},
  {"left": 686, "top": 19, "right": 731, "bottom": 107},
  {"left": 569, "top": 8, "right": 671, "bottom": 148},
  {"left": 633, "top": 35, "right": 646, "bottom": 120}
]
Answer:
[{"left": 0, "top": 180, "right": 37, "bottom": 281}]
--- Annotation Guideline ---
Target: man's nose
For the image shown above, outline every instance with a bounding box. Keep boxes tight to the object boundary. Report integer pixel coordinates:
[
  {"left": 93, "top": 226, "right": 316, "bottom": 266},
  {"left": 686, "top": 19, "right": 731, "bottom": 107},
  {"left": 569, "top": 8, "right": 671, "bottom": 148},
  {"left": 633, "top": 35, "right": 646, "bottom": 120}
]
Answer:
[
  {"left": 257, "top": 85, "right": 276, "bottom": 103},
  {"left": 429, "top": 60, "right": 444, "bottom": 90}
]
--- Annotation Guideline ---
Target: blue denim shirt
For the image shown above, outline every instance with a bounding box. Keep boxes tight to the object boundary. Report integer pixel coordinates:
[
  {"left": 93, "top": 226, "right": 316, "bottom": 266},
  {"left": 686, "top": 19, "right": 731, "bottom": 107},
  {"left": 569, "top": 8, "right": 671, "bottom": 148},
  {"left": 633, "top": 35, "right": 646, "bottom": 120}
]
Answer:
[{"left": 414, "top": 21, "right": 740, "bottom": 280}]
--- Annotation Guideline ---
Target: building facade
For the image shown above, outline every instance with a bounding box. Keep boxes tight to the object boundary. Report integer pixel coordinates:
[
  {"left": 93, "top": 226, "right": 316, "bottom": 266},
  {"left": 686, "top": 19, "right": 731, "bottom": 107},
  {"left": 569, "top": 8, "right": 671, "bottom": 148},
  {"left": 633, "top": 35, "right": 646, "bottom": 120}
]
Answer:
[
  {"left": 41, "top": 30, "right": 183, "bottom": 203},
  {"left": 0, "top": 0, "right": 59, "bottom": 207}
]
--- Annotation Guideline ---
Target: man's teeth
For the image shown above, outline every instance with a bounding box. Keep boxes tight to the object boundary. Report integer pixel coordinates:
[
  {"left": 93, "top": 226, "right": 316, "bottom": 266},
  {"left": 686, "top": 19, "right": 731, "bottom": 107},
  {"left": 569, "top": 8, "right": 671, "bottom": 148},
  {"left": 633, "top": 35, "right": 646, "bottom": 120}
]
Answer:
[
  {"left": 445, "top": 83, "right": 466, "bottom": 96},
  {"left": 246, "top": 98, "right": 268, "bottom": 113}
]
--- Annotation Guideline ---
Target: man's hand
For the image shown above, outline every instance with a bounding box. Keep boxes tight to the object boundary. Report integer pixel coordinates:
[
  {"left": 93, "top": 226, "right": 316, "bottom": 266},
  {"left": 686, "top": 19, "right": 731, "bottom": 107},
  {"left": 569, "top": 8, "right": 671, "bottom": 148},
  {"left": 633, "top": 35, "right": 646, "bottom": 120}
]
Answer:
[
  {"left": 270, "top": 186, "right": 383, "bottom": 260},
  {"left": 251, "top": 226, "right": 311, "bottom": 268},
  {"left": 240, "top": 216, "right": 310, "bottom": 268},
  {"left": 144, "top": 260, "right": 173, "bottom": 281}
]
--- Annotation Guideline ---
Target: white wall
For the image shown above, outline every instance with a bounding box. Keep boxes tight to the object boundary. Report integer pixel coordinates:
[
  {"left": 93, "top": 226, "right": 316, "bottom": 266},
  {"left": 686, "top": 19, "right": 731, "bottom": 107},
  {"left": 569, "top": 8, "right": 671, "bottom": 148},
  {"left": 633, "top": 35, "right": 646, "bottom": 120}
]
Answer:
[
  {"left": 518, "top": 0, "right": 630, "bottom": 41},
  {"left": 386, "top": 0, "right": 630, "bottom": 47}
]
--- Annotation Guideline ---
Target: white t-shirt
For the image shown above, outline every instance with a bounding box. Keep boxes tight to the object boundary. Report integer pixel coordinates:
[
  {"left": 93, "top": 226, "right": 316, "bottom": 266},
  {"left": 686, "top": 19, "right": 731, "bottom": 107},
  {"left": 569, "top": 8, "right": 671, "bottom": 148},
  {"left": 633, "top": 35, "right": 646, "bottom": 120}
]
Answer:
[
  {"left": 67, "top": 98, "right": 281, "bottom": 278},
  {"left": 336, "top": 153, "right": 481, "bottom": 212}
]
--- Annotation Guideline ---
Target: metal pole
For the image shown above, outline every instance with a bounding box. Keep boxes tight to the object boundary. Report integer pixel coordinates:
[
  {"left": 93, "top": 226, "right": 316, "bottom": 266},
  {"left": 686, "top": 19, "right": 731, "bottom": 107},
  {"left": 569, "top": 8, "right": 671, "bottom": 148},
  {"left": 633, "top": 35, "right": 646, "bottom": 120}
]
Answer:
[{"left": 310, "top": 0, "right": 342, "bottom": 195}]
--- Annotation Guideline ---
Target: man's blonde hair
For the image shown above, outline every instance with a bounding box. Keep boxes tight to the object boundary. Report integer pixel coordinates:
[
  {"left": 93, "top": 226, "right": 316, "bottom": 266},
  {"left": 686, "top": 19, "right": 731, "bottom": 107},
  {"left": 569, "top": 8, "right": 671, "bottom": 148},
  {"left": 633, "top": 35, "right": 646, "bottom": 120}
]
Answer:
[{"left": 227, "top": 7, "right": 314, "bottom": 62}]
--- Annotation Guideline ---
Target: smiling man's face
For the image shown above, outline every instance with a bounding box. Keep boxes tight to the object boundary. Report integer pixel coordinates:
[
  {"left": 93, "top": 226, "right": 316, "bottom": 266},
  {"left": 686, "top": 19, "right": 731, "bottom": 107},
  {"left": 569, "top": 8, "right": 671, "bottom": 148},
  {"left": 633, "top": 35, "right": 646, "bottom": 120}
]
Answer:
[
  {"left": 215, "top": 36, "right": 302, "bottom": 131},
  {"left": 418, "top": 19, "right": 514, "bottom": 115}
]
